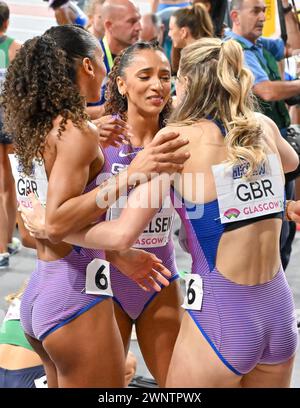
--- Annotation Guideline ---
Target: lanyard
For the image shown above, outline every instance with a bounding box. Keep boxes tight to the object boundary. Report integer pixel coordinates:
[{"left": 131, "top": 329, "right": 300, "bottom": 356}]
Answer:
[{"left": 102, "top": 36, "right": 114, "bottom": 71}]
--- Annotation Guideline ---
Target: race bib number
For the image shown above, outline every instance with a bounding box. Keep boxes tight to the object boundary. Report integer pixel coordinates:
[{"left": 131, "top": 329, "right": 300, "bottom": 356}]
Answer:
[
  {"left": 9, "top": 155, "right": 48, "bottom": 208},
  {"left": 34, "top": 375, "right": 48, "bottom": 388},
  {"left": 107, "top": 196, "right": 175, "bottom": 248},
  {"left": 85, "top": 259, "right": 113, "bottom": 296},
  {"left": 182, "top": 274, "right": 203, "bottom": 311},
  {"left": 212, "top": 154, "right": 284, "bottom": 224},
  {"left": 3, "top": 299, "right": 21, "bottom": 322}
]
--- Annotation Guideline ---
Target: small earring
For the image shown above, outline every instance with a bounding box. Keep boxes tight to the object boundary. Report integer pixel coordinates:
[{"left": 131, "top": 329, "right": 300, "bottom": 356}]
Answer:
[{"left": 119, "top": 91, "right": 126, "bottom": 99}]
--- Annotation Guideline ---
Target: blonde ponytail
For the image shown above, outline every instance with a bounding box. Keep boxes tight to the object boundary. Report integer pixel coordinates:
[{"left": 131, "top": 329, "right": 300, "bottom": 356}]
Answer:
[
  {"left": 169, "top": 38, "right": 267, "bottom": 177},
  {"left": 217, "top": 40, "right": 266, "bottom": 176}
]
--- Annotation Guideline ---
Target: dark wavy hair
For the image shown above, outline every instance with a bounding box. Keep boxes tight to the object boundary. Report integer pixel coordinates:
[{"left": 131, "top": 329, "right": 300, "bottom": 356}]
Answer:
[
  {"left": 104, "top": 41, "right": 172, "bottom": 129},
  {"left": 2, "top": 25, "right": 98, "bottom": 175},
  {"left": 173, "top": 3, "right": 214, "bottom": 39}
]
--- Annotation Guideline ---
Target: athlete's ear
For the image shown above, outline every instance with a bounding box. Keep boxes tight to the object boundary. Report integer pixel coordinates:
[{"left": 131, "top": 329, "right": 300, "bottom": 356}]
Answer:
[
  {"left": 116, "top": 76, "right": 127, "bottom": 98},
  {"left": 180, "top": 26, "right": 189, "bottom": 40},
  {"left": 82, "top": 57, "right": 95, "bottom": 78}
]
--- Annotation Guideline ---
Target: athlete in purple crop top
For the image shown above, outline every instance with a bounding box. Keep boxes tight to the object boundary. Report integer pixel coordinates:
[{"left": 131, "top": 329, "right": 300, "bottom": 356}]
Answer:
[
  {"left": 3, "top": 25, "right": 126, "bottom": 388},
  {"left": 3, "top": 27, "right": 189, "bottom": 388},
  {"left": 101, "top": 41, "right": 183, "bottom": 387}
]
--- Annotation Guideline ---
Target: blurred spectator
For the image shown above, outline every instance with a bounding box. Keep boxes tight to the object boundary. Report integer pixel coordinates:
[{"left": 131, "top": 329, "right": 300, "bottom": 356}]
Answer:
[
  {"left": 0, "top": 1, "right": 21, "bottom": 269},
  {"left": 169, "top": 2, "right": 213, "bottom": 48},
  {"left": 139, "top": 13, "right": 164, "bottom": 43},
  {"left": 87, "top": 0, "right": 141, "bottom": 118},
  {"left": 46, "top": 0, "right": 88, "bottom": 26},
  {"left": 150, "top": 1, "right": 191, "bottom": 13},
  {"left": 86, "top": 0, "right": 105, "bottom": 40},
  {"left": 0, "top": 286, "right": 46, "bottom": 388},
  {"left": 226, "top": 0, "right": 300, "bottom": 269},
  {"left": 193, "top": 0, "right": 228, "bottom": 37},
  {"left": 168, "top": 3, "right": 214, "bottom": 72}
]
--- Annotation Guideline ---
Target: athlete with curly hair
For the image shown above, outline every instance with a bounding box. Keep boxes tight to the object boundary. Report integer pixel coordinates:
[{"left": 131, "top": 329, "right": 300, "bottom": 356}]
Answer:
[
  {"left": 2, "top": 25, "right": 189, "bottom": 387},
  {"left": 0, "top": 1, "right": 21, "bottom": 268},
  {"left": 19, "top": 39, "right": 186, "bottom": 388}
]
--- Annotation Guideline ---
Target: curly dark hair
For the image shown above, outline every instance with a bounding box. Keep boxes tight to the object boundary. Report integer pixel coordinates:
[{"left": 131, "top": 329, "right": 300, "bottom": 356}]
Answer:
[
  {"left": 2, "top": 25, "right": 98, "bottom": 175},
  {"left": 104, "top": 41, "right": 172, "bottom": 129}
]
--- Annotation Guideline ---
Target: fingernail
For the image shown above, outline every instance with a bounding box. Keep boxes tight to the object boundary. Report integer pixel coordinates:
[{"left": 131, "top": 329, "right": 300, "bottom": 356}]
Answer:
[{"left": 185, "top": 152, "right": 190, "bottom": 157}]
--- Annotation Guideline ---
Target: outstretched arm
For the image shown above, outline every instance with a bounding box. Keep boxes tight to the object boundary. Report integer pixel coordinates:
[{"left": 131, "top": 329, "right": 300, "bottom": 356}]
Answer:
[
  {"left": 65, "top": 173, "right": 172, "bottom": 251},
  {"left": 21, "top": 172, "right": 172, "bottom": 250},
  {"left": 21, "top": 175, "right": 173, "bottom": 292},
  {"left": 44, "top": 122, "right": 188, "bottom": 243}
]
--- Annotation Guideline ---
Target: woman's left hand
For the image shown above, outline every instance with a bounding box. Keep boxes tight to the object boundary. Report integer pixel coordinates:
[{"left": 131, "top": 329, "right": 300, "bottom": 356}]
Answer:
[
  {"left": 19, "top": 194, "right": 47, "bottom": 239},
  {"left": 288, "top": 200, "right": 300, "bottom": 223},
  {"left": 107, "top": 248, "right": 171, "bottom": 292},
  {"left": 93, "top": 115, "right": 133, "bottom": 148}
]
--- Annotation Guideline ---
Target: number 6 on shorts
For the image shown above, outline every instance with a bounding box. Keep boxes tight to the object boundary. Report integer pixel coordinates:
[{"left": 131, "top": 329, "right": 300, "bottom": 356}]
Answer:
[
  {"left": 182, "top": 274, "right": 203, "bottom": 311},
  {"left": 85, "top": 259, "right": 113, "bottom": 296}
]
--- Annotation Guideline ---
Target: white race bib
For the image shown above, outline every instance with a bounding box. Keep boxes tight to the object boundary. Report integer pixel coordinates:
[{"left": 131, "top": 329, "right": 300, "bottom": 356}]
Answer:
[
  {"left": 182, "top": 274, "right": 203, "bottom": 311},
  {"left": 212, "top": 154, "right": 284, "bottom": 224},
  {"left": 3, "top": 299, "right": 21, "bottom": 322},
  {"left": 34, "top": 375, "right": 48, "bottom": 388},
  {"left": 9, "top": 155, "right": 48, "bottom": 208},
  {"left": 107, "top": 195, "right": 175, "bottom": 248},
  {"left": 85, "top": 259, "right": 113, "bottom": 296}
]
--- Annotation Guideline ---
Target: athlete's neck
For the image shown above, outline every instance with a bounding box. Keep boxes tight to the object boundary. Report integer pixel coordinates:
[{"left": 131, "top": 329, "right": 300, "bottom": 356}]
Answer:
[
  {"left": 185, "top": 37, "right": 197, "bottom": 47},
  {"left": 127, "top": 108, "right": 160, "bottom": 147}
]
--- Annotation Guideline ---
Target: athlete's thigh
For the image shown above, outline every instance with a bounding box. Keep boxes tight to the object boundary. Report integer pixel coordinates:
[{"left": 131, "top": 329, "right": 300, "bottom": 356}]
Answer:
[
  {"left": 135, "top": 280, "right": 183, "bottom": 387},
  {"left": 43, "top": 298, "right": 125, "bottom": 387},
  {"left": 0, "top": 144, "right": 14, "bottom": 190},
  {"left": 113, "top": 301, "right": 133, "bottom": 353},
  {"left": 241, "top": 356, "right": 295, "bottom": 388},
  {"left": 0, "top": 144, "right": 5, "bottom": 188},
  {"left": 166, "top": 312, "right": 242, "bottom": 388},
  {"left": 25, "top": 334, "right": 58, "bottom": 388}
]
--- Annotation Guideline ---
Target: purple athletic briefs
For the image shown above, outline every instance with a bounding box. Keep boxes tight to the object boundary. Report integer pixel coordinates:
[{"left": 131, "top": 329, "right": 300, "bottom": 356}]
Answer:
[
  {"left": 172, "top": 189, "right": 298, "bottom": 375},
  {"left": 20, "top": 176, "right": 111, "bottom": 341}
]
